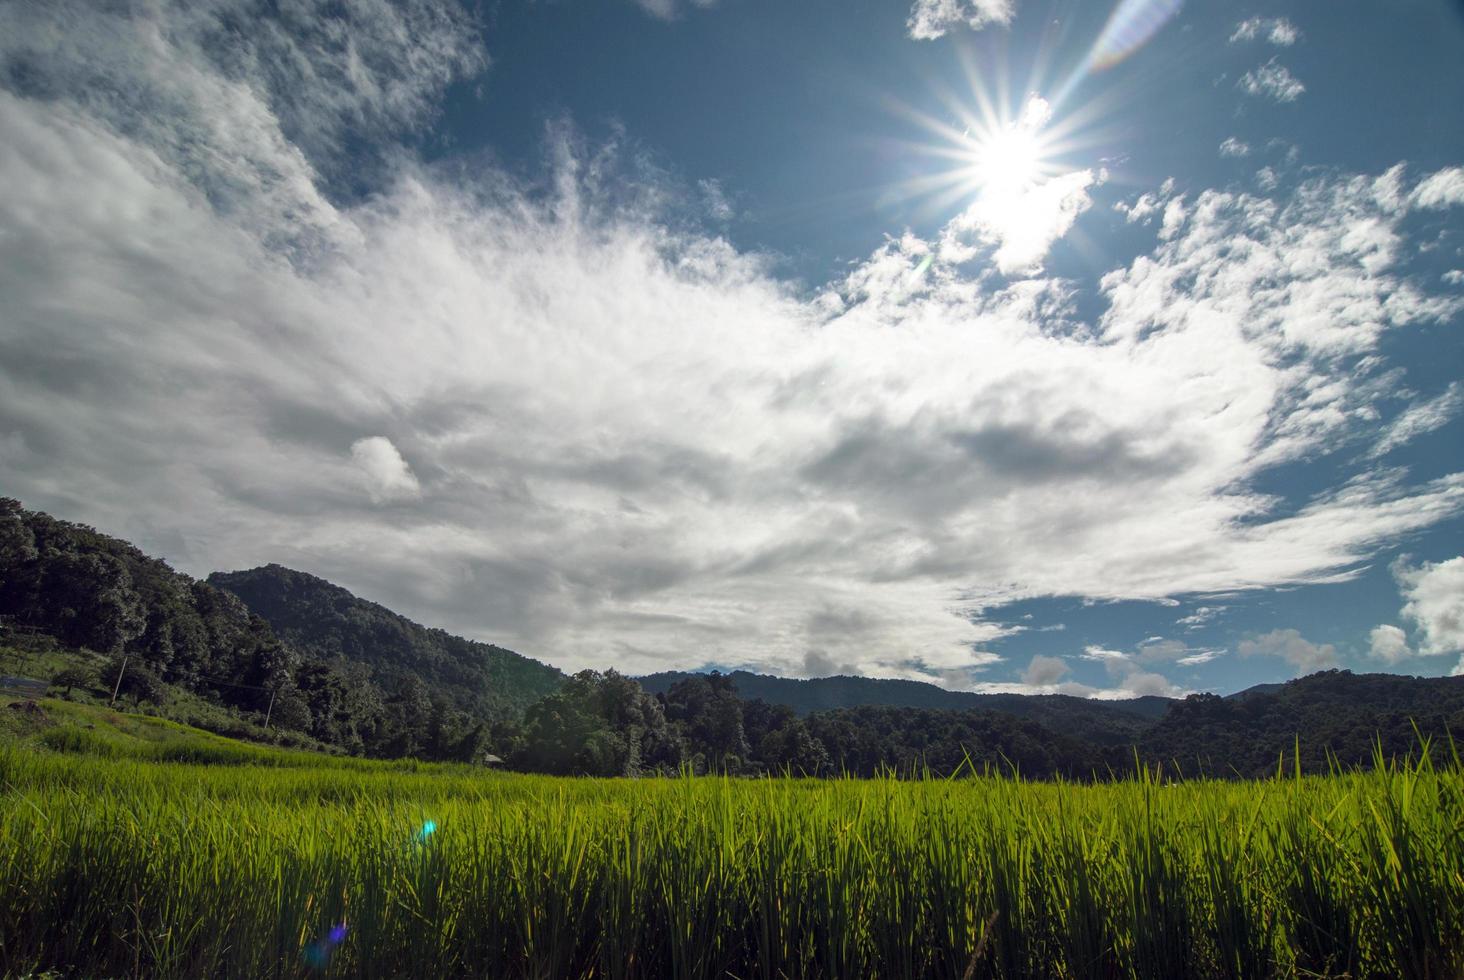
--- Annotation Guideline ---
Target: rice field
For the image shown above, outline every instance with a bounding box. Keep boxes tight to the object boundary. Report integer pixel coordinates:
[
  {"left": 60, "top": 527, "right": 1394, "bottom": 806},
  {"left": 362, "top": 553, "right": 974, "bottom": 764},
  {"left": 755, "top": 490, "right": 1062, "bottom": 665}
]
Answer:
[{"left": 1, "top": 734, "right": 1461, "bottom": 978}]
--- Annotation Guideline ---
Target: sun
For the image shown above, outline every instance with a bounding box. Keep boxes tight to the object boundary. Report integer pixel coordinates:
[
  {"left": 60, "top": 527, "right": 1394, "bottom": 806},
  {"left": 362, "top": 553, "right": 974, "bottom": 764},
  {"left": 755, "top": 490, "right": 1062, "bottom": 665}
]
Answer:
[
  {"left": 971, "top": 124, "right": 1043, "bottom": 193},
  {"left": 964, "top": 96, "right": 1053, "bottom": 197}
]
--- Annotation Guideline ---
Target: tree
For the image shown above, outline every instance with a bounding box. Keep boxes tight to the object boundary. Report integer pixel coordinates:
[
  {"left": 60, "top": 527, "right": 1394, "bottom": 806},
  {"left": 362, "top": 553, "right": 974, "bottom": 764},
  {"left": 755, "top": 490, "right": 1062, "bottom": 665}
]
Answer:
[
  {"left": 757, "top": 719, "right": 830, "bottom": 776},
  {"left": 102, "top": 658, "right": 165, "bottom": 706},
  {"left": 50, "top": 664, "right": 95, "bottom": 698},
  {"left": 515, "top": 670, "right": 682, "bottom": 776},
  {"left": 663, "top": 672, "right": 752, "bottom": 773}
]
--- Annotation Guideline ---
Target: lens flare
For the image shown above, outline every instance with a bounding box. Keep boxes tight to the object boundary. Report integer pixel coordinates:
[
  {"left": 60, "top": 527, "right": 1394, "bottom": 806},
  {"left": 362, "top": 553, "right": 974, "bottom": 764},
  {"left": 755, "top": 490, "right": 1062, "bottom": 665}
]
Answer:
[
  {"left": 1089, "top": 0, "right": 1184, "bottom": 70},
  {"left": 303, "top": 923, "right": 347, "bottom": 970}
]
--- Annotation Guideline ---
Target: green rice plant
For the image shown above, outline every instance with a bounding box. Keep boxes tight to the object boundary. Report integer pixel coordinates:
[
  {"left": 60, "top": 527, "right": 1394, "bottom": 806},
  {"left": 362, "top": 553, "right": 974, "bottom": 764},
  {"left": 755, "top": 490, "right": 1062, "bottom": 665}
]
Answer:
[{"left": 1, "top": 740, "right": 1462, "bottom": 978}]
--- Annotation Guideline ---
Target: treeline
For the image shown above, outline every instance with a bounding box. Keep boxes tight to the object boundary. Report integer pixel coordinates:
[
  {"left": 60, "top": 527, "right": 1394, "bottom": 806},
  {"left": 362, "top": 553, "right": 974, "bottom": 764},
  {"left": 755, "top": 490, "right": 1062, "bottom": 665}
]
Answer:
[
  {"left": 496, "top": 668, "right": 1464, "bottom": 779},
  {"left": 497, "top": 668, "right": 1114, "bottom": 778}
]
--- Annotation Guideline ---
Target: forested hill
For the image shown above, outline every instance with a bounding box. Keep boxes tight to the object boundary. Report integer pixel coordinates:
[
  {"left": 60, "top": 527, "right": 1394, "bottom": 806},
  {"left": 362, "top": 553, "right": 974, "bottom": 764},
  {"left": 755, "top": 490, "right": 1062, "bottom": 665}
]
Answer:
[
  {"left": 208, "top": 566, "right": 563, "bottom": 721},
  {"left": 1, "top": 499, "right": 558, "bottom": 758},
  {"left": 1140, "top": 670, "right": 1464, "bottom": 777},
  {"left": 637, "top": 670, "right": 1172, "bottom": 742}
]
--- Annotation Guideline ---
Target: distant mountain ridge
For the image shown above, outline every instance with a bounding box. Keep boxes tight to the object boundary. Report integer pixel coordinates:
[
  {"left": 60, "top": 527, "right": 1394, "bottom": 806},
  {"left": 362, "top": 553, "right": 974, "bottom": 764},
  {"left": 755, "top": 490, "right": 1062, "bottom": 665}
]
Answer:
[
  {"left": 637, "top": 669, "right": 1173, "bottom": 747},
  {"left": 208, "top": 565, "right": 564, "bottom": 721},
  {"left": 637, "top": 669, "right": 1173, "bottom": 717}
]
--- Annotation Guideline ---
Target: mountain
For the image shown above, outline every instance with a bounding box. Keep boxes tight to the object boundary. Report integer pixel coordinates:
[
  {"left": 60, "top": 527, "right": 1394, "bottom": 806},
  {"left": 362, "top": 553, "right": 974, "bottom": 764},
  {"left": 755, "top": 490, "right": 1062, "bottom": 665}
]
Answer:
[
  {"left": 208, "top": 565, "right": 564, "bottom": 721},
  {"left": 637, "top": 670, "right": 1172, "bottom": 748},
  {"left": 1140, "top": 670, "right": 1464, "bottom": 777}
]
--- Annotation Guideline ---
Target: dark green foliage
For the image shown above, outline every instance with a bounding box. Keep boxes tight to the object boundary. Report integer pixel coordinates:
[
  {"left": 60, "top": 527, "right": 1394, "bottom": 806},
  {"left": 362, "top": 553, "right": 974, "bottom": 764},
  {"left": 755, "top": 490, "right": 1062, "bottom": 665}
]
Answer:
[
  {"left": 514, "top": 669, "right": 683, "bottom": 776},
  {"left": 804, "top": 703, "right": 1108, "bottom": 778},
  {"left": 101, "top": 657, "right": 167, "bottom": 706},
  {"left": 661, "top": 671, "right": 755, "bottom": 773},
  {"left": 48, "top": 664, "right": 94, "bottom": 698},
  {"left": 640, "top": 668, "right": 1171, "bottom": 723},
  {"left": 649, "top": 669, "right": 1464, "bottom": 781},
  {"left": 1140, "top": 671, "right": 1464, "bottom": 777},
  {"left": 640, "top": 668, "right": 1167, "bottom": 759},
  {"left": 207, "top": 564, "right": 564, "bottom": 723}
]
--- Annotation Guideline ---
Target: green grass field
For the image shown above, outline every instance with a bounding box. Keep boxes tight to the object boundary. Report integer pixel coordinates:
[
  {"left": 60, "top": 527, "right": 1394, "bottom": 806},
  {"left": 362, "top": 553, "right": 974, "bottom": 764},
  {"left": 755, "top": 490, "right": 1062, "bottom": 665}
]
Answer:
[{"left": 1, "top": 700, "right": 1461, "bottom": 978}]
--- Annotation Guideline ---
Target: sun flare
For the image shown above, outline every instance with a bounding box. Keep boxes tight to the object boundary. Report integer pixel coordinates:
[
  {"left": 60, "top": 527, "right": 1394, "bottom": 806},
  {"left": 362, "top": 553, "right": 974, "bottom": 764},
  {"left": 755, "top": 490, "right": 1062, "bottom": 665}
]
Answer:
[{"left": 965, "top": 95, "right": 1053, "bottom": 196}]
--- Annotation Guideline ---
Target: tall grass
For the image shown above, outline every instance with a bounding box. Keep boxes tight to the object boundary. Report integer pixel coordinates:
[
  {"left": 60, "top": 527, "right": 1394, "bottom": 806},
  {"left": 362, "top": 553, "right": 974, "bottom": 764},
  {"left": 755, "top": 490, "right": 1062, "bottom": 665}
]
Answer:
[{"left": 1, "top": 743, "right": 1461, "bottom": 978}]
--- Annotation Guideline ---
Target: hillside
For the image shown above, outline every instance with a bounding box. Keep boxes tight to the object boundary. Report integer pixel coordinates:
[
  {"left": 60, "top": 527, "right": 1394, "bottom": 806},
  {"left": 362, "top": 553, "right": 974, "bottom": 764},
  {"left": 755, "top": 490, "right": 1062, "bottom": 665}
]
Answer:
[
  {"left": 1140, "top": 670, "right": 1464, "bottom": 777},
  {"left": 209, "top": 565, "right": 563, "bottom": 721},
  {"left": 0, "top": 499, "right": 552, "bottom": 759}
]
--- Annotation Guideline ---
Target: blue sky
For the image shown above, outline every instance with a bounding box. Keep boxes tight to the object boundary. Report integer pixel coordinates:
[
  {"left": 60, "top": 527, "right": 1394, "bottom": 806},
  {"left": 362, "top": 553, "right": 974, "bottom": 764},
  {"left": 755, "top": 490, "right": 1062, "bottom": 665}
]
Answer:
[{"left": 1, "top": 0, "right": 1462, "bottom": 696}]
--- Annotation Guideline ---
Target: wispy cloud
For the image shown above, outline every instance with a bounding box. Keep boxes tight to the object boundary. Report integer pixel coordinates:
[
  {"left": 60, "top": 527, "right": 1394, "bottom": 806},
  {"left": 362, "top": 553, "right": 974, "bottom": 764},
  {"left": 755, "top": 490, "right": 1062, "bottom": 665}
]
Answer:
[
  {"left": 1219, "top": 138, "right": 1251, "bottom": 158},
  {"left": 1176, "top": 606, "right": 1224, "bottom": 630},
  {"left": 1230, "top": 17, "right": 1300, "bottom": 46},
  {"left": 1370, "top": 383, "right": 1463, "bottom": 458},
  {"left": 630, "top": 0, "right": 718, "bottom": 22},
  {"left": 1239, "top": 59, "right": 1306, "bottom": 102},
  {"left": 906, "top": 0, "right": 1014, "bottom": 40},
  {"left": 1411, "top": 167, "right": 1464, "bottom": 209}
]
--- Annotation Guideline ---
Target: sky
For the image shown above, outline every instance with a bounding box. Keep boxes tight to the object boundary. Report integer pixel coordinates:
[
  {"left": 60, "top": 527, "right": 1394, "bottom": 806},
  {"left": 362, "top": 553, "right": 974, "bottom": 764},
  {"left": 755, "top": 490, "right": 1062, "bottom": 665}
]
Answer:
[{"left": 1, "top": 0, "right": 1462, "bottom": 698}]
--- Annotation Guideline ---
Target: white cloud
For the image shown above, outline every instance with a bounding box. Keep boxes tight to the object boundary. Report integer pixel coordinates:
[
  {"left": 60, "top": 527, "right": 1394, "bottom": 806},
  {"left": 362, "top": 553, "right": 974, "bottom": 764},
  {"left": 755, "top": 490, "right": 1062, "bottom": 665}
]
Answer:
[
  {"left": 1022, "top": 653, "right": 1069, "bottom": 685},
  {"left": 1240, "top": 60, "right": 1306, "bottom": 102},
  {"left": 1176, "top": 649, "right": 1221, "bottom": 666},
  {"left": 1237, "top": 629, "right": 1337, "bottom": 674},
  {"left": 907, "top": 0, "right": 1014, "bottom": 40},
  {"left": 1394, "top": 558, "right": 1464, "bottom": 671},
  {"left": 1219, "top": 138, "right": 1251, "bottom": 158},
  {"left": 631, "top": 0, "right": 717, "bottom": 21},
  {"left": 351, "top": 437, "right": 422, "bottom": 503},
  {"left": 1122, "top": 671, "right": 1185, "bottom": 697},
  {"left": 1444, "top": 270, "right": 1464, "bottom": 286},
  {"left": 1082, "top": 645, "right": 1130, "bottom": 665},
  {"left": 944, "top": 168, "right": 1095, "bottom": 275},
  {"left": 1116, "top": 193, "right": 1161, "bottom": 224},
  {"left": 936, "top": 95, "right": 1094, "bottom": 275},
  {"left": 1176, "top": 605, "right": 1223, "bottom": 630},
  {"left": 1411, "top": 167, "right": 1464, "bottom": 209},
  {"left": 1230, "top": 18, "right": 1300, "bottom": 46},
  {"left": 1135, "top": 637, "right": 1192, "bottom": 662},
  {"left": 1079, "top": 641, "right": 1191, "bottom": 692},
  {"left": 1368, "top": 623, "right": 1412, "bottom": 664},
  {"left": 2, "top": 0, "right": 1463, "bottom": 685},
  {"left": 1159, "top": 195, "right": 1188, "bottom": 239},
  {"left": 1370, "top": 383, "right": 1463, "bottom": 458}
]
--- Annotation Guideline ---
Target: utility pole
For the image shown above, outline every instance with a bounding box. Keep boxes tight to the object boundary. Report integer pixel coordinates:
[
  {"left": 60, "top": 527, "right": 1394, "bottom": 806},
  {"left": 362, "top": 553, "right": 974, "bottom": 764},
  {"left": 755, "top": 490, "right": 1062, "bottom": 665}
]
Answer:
[
  {"left": 263, "top": 688, "right": 277, "bottom": 729},
  {"left": 108, "top": 654, "right": 130, "bottom": 707}
]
